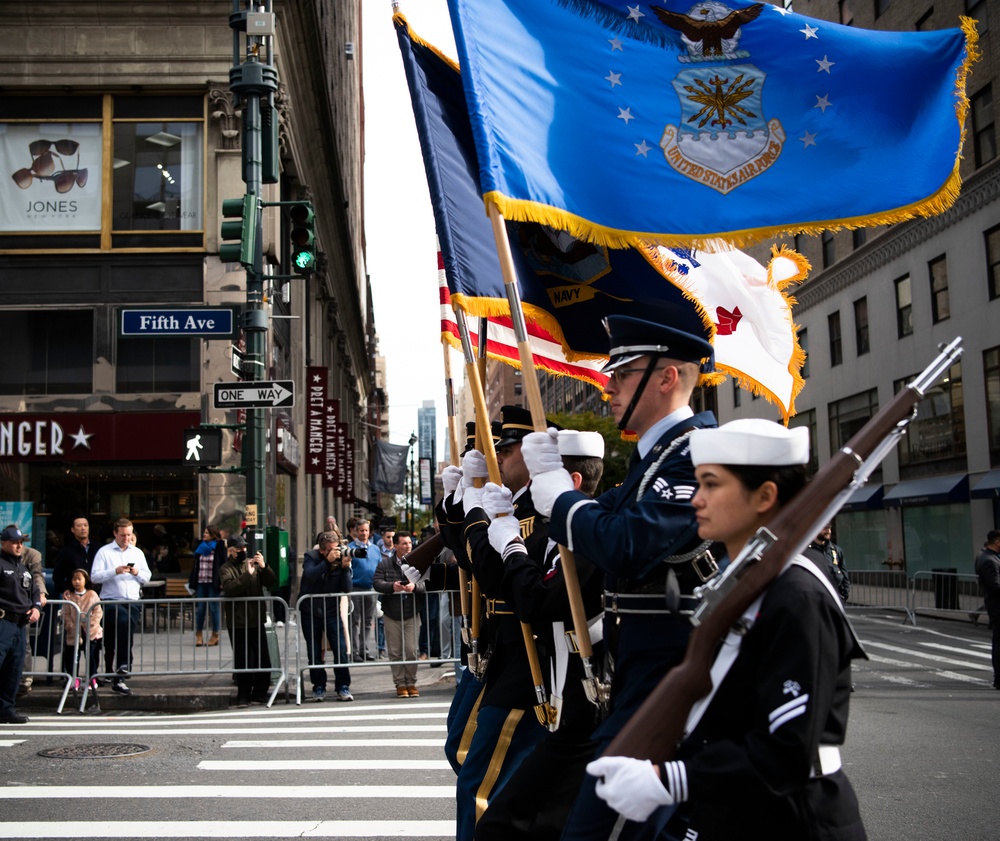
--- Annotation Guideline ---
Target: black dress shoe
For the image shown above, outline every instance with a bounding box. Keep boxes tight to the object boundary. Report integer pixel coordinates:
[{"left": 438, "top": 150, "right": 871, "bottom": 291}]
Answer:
[{"left": 0, "top": 714, "right": 29, "bottom": 724}]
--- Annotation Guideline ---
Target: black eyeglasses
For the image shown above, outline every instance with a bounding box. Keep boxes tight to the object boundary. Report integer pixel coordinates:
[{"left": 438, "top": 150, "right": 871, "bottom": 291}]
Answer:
[{"left": 609, "top": 365, "right": 667, "bottom": 384}]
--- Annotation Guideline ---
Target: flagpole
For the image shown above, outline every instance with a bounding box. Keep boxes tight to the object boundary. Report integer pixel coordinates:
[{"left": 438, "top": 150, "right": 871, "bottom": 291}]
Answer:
[{"left": 487, "top": 203, "right": 606, "bottom": 712}]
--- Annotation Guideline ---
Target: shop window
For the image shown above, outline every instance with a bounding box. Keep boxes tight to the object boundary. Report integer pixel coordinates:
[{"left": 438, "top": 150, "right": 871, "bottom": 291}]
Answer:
[
  {"left": 972, "top": 85, "right": 996, "bottom": 168},
  {"left": 0, "top": 310, "right": 93, "bottom": 395},
  {"left": 984, "top": 347, "right": 1000, "bottom": 465},
  {"left": 853, "top": 296, "right": 869, "bottom": 356},
  {"left": 828, "top": 311, "right": 842, "bottom": 366},
  {"left": 928, "top": 255, "right": 950, "bottom": 323},
  {"left": 895, "top": 274, "right": 913, "bottom": 337},
  {"left": 116, "top": 336, "right": 199, "bottom": 393},
  {"left": 852, "top": 228, "right": 866, "bottom": 249},
  {"left": 986, "top": 224, "right": 1000, "bottom": 300},
  {"left": 893, "top": 361, "right": 965, "bottom": 467},
  {"left": 828, "top": 389, "right": 878, "bottom": 455},
  {"left": 821, "top": 230, "right": 835, "bottom": 268},
  {"left": 0, "top": 94, "right": 204, "bottom": 248}
]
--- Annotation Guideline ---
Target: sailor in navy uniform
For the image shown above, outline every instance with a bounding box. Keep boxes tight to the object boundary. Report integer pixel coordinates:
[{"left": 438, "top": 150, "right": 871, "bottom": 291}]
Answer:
[
  {"left": 475, "top": 430, "right": 608, "bottom": 841},
  {"left": 452, "top": 406, "right": 549, "bottom": 841},
  {"left": 520, "top": 314, "right": 719, "bottom": 841},
  {"left": 589, "top": 419, "right": 868, "bottom": 840}
]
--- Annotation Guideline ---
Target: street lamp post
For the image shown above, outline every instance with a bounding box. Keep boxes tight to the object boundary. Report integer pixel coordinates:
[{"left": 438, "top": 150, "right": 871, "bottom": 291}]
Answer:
[{"left": 407, "top": 432, "right": 417, "bottom": 532}]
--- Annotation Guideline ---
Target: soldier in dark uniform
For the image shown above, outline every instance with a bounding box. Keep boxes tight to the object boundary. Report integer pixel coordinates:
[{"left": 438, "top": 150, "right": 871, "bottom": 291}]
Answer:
[
  {"left": 0, "top": 526, "right": 41, "bottom": 724},
  {"left": 521, "top": 314, "right": 719, "bottom": 841},
  {"left": 475, "top": 430, "right": 607, "bottom": 841},
  {"left": 589, "top": 419, "right": 867, "bottom": 840},
  {"left": 453, "top": 405, "right": 549, "bottom": 841}
]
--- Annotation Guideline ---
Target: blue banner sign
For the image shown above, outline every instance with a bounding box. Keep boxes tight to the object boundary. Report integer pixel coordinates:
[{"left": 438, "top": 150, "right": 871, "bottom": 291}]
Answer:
[{"left": 121, "top": 308, "right": 236, "bottom": 338}]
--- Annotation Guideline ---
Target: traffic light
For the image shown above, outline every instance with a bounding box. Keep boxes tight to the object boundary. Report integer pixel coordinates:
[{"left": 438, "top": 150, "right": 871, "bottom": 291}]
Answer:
[
  {"left": 289, "top": 202, "right": 316, "bottom": 275},
  {"left": 220, "top": 194, "right": 258, "bottom": 267}
]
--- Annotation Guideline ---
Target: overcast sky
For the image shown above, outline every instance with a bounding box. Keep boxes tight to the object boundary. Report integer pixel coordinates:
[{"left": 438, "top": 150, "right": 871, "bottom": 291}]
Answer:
[{"left": 362, "top": 0, "right": 459, "bottom": 458}]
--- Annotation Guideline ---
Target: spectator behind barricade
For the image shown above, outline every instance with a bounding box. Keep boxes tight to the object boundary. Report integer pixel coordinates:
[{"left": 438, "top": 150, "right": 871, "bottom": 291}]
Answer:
[
  {"left": 90, "top": 517, "right": 150, "bottom": 697},
  {"left": 220, "top": 535, "right": 276, "bottom": 707},
  {"left": 315, "top": 515, "right": 340, "bottom": 547},
  {"left": 974, "top": 529, "right": 1000, "bottom": 691},
  {"left": 54, "top": 517, "right": 99, "bottom": 597},
  {"left": 189, "top": 525, "right": 226, "bottom": 648},
  {"left": 808, "top": 523, "right": 851, "bottom": 603},
  {"left": 12, "top": 529, "right": 46, "bottom": 696},
  {"left": 347, "top": 518, "right": 381, "bottom": 662},
  {"left": 373, "top": 531, "right": 425, "bottom": 697},
  {"left": 299, "top": 531, "right": 354, "bottom": 702},
  {"left": 61, "top": 569, "right": 102, "bottom": 692},
  {"left": 378, "top": 526, "right": 395, "bottom": 560}
]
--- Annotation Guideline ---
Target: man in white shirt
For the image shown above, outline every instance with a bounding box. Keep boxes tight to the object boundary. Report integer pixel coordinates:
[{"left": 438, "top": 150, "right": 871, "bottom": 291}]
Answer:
[{"left": 90, "top": 518, "right": 150, "bottom": 696}]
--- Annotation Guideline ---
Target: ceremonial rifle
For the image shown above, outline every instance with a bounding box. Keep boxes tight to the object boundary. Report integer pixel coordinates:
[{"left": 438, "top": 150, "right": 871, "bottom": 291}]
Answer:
[{"left": 605, "top": 337, "right": 963, "bottom": 762}]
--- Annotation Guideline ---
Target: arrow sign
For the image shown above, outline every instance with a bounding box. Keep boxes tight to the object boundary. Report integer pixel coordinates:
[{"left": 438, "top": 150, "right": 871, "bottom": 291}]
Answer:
[{"left": 213, "top": 380, "right": 295, "bottom": 409}]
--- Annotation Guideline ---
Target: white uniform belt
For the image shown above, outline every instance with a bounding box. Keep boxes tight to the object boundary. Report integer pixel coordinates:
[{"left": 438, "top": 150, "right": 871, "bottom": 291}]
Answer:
[{"left": 810, "top": 745, "right": 842, "bottom": 778}]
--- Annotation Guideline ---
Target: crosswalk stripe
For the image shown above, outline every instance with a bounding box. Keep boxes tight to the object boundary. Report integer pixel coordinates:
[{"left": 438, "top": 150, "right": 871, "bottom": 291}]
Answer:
[
  {"left": 0, "top": 821, "right": 456, "bottom": 838},
  {"left": 198, "top": 759, "right": 453, "bottom": 770},
  {"left": 222, "top": 739, "right": 445, "bottom": 747},
  {"left": 0, "top": 786, "right": 454, "bottom": 799},
  {"left": 860, "top": 641, "right": 990, "bottom": 671},
  {"left": 0, "top": 740, "right": 24, "bottom": 747},
  {"left": 0, "top": 710, "right": 448, "bottom": 728},
  {"left": 918, "top": 642, "right": 991, "bottom": 659},
  {"left": 0, "top": 724, "right": 448, "bottom": 738},
  {"left": 862, "top": 653, "right": 989, "bottom": 685}
]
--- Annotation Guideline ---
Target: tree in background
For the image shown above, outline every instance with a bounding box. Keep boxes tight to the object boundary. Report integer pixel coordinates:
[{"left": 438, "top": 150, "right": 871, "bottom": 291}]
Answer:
[{"left": 549, "top": 411, "right": 635, "bottom": 496}]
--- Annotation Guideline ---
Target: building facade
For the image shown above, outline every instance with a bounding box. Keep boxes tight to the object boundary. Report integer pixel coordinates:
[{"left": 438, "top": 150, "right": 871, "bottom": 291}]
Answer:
[{"left": 0, "top": 1, "right": 379, "bottom": 577}]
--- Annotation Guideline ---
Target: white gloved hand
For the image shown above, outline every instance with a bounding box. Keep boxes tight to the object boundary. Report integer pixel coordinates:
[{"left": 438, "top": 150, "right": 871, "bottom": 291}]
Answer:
[
  {"left": 462, "top": 484, "right": 485, "bottom": 515},
  {"left": 481, "top": 482, "right": 514, "bottom": 520},
  {"left": 528, "top": 468, "right": 574, "bottom": 518},
  {"left": 488, "top": 515, "right": 522, "bottom": 555},
  {"left": 521, "top": 428, "right": 562, "bottom": 477},
  {"left": 587, "top": 757, "right": 674, "bottom": 823},
  {"left": 399, "top": 562, "right": 430, "bottom": 584},
  {"left": 461, "top": 449, "right": 489, "bottom": 485},
  {"left": 442, "top": 465, "right": 463, "bottom": 495}
]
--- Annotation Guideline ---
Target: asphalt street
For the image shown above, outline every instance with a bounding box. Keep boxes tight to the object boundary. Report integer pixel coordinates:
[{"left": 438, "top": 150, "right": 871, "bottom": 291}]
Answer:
[{"left": 0, "top": 612, "right": 997, "bottom": 840}]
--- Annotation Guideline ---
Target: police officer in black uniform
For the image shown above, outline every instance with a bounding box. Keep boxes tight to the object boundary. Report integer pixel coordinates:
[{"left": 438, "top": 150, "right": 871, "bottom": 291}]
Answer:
[
  {"left": 521, "top": 315, "right": 719, "bottom": 841},
  {"left": 0, "top": 526, "right": 41, "bottom": 724}
]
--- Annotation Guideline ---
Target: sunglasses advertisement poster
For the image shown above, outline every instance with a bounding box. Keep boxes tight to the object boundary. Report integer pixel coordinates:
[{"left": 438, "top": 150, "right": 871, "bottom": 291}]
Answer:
[{"left": 0, "top": 123, "right": 102, "bottom": 232}]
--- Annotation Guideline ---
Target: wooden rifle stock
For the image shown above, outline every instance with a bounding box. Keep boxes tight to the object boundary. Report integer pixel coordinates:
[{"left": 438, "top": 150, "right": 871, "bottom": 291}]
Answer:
[
  {"left": 604, "top": 339, "right": 962, "bottom": 762},
  {"left": 401, "top": 531, "right": 444, "bottom": 576}
]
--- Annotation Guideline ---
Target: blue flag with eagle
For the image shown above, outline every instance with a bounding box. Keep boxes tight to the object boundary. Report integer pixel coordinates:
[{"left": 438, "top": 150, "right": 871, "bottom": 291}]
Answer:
[
  {"left": 396, "top": 11, "right": 807, "bottom": 418},
  {"left": 446, "top": 0, "right": 978, "bottom": 248}
]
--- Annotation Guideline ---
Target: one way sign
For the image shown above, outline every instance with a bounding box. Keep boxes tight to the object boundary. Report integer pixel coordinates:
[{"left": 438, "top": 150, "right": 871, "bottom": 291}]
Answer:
[{"left": 213, "top": 380, "right": 295, "bottom": 409}]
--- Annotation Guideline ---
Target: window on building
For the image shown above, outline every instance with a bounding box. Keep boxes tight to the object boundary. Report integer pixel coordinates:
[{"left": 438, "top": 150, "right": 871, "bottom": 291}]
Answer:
[
  {"left": 875, "top": 0, "right": 892, "bottom": 17},
  {"left": 967, "top": 0, "right": 988, "bottom": 36},
  {"left": 799, "top": 328, "right": 810, "bottom": 378},
  {"left": 852, "top": 228, "right": 866, "bottom": 250},
  {"left": 893, "top": 361, "right": 965, "bottom": 467},
  {"left": 928, "top": 255, "right": 950, "bottom": 323},
  {"left": 0, "top": 94, "right": 205, "bottom": 248},
  {"left": 838, "top": 0, "right": 853, "bottom": 25},
  {"left": 853, "top": 297, "right": 869, "bottom": 356},
  {"left": 828, "top": 389, "right": 879, "bottom": 455},
  {"left": 988, "top": 225, "right": 1000, "bottom": 300},
  {"left": 732, "top": 378, "right": 741, "bottom": 408},
  {"left": 895, "top": 274, "right": 913, "bottom": 337},
  {"left": 822, "top": 230, "right": 835, "bottom": 268},
  {"left": 0, "top": 310, "right": 93, "bottom": 395},
  {"left": 116, "top": 336, "right": 199, "bottom": 393},
  {"left": 789, "top": 408, "right": 818, "bottom": 474},
  {"left": 828, "top": 311, "right": 842, "bottom": 366},
  {"left": 984, "top": 347, "right": 1000, "bottom": 465},
  {"left": 915, "top": 8, "right": 933, "bottom": 30},
  {"left": 972, "top": 85, "right": 996, "bottom": 168}
]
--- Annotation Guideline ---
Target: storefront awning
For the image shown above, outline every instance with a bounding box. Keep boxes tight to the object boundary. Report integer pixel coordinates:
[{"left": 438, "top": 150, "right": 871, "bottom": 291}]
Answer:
[
  {"left": 883, "top": 474, "right": 968, "bottom": 507},
  {"left": 839, "top": 484, "right": 884, "bottom": 512},
  {"left": 970, "top": 470, "right": 1000, "bottom": 499}
]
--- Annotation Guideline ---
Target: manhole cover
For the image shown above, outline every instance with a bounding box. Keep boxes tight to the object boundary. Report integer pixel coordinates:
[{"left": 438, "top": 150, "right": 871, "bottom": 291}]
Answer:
[{"left": 38, "top": 743, "right": 151, "bottom": 759}]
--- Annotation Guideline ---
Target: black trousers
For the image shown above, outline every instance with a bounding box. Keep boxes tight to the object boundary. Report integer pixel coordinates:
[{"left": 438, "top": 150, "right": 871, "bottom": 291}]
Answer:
[{"left": 232, "top": 625, "right": 271, "bottom": 701}]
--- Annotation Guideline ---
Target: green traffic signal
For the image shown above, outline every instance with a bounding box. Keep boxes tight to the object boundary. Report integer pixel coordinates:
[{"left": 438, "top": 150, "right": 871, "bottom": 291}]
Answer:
[
  {"left": 220, "top": 194, "right": 258, "bottom": 267},
  {"left": 289, "top": 202, "right": 316, "bottom": 275}
]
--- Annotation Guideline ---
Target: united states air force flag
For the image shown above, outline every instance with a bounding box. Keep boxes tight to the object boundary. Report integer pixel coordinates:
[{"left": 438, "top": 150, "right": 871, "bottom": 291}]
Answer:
[{"left": 447, "top": 0, "right": 978, "bottom": 248}]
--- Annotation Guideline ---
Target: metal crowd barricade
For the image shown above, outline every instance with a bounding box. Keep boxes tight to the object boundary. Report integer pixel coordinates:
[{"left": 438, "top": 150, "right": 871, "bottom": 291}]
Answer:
[
  {"left": 907, "top": 569, "right": 984, "bottom": 627},
  {"left": 294, "top": 589, "right": 461, "bottom": 704},
  {"left": 23, "top": 598, "right": 79, "bottom": 715},
  {"left": 844, "top": 570, "right": 911, "bottom": 618},
  {"left": 77, "top": 594, "right": 290, "bottom": 712}
]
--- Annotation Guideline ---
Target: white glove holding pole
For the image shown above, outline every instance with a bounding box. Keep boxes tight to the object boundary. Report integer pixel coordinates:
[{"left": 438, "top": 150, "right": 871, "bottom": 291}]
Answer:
[
  {"left": 529, "top": 468, "right": 574, "bottom": 518},
  {"left": 399, "top": 563, "right": 430, "bottom": 584},
  {"left": 461, "top": 449, "right": 489, "bottom": 514},
  {"left": 520, "top": 428, "right": 562, "bottom": 477},
  {"left": 488, "top": 515, "right": 523, "bottom": 556},
  {"left": 587, "top": 757, "right": 674, "bottom": 822},
  {"left": 481, "top": 482, "right": 514, "bottom": 520},
  {"left": 442, "top": 465, "right": 463, "bottom": 496}
]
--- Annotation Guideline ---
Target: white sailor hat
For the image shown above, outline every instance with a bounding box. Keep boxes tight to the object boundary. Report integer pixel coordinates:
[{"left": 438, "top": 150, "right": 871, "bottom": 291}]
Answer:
[
  {"left": 689, "top": 418, "right": 809, "bottom": 468},
  {"left": 558, "top": 430, "right": 605, "bottom": 459}
]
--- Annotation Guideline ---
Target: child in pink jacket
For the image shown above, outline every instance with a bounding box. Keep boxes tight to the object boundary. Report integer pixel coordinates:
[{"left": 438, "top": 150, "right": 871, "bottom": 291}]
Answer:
[{"left": 62, "top": 569, "right": 103, "bottom": 690}]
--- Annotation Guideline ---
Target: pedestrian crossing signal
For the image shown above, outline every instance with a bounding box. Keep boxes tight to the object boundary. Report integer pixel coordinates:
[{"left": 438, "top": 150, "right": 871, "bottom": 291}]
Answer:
[{"left": 183, "top": 428, "right": 223, "bottom": 467}]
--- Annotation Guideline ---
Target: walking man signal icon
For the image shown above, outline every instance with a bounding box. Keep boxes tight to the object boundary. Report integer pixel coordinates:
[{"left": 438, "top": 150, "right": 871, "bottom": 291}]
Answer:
[
  {"left": 182, "top": 428, "right": 223, "bottom": 467},
  {"left": 186, "top": 434, "right": 204, "bottom": 462}
]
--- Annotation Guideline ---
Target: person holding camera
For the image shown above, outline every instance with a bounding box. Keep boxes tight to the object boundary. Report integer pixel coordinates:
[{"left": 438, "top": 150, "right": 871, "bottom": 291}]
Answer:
[
  {"left": 90, "top": 518, "right": 150, "bottom": 696},
  {"left": 220, "top": 536, "right": 276, "bottom": 706},
  {"left": 373, "top": 531, "right": 425, "bottom": 697},
  {"left": 299, "top": 531, "right": 353, "bottom": 701}
]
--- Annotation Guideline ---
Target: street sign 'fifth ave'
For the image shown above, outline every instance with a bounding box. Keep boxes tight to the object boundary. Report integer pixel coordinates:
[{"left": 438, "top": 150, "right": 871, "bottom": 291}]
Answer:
[{"left": 213, "top": 381, "right": 295, "bottom": 409}]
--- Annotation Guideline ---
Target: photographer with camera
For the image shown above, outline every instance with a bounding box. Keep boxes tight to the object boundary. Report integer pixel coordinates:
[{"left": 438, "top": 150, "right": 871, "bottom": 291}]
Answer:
[
  {"left": 299, "top": 531, "right": 354, "bottom": 702},
  {"left": 347, "top": 519, "right": 382, "bottom": 663}
]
